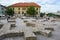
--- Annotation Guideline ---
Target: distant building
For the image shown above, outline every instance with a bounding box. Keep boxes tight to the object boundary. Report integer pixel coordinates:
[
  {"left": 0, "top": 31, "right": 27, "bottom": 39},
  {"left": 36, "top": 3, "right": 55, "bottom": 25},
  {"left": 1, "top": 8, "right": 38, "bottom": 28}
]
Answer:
[
  {"left": 56, "top": 11, "right": 60, "bottom": 15},
  {"left": 9, "top": 2, "right": 41, "bottom": 17},
  {"left": 0, "top": 4, "right": 6, "bottom": 16}
]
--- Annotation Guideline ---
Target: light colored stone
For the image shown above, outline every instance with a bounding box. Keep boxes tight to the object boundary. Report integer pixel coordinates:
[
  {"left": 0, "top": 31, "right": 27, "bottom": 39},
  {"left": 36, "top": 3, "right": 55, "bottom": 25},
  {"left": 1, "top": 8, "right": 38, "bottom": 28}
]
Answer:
[
  {"left": 45, "top": 27, "right": 54, "bottom": 31},
  {"left": 39, "top": 30, "right": 52, "bottom": 37},
  {"left": 8, "top": 18, "right": 16, "bottom": 23},
  {"left": 26, "top": 22, "right": 35, "bottom": 27},
  {"left": 24, "top": 31, "right": 36, "bottom": 40}
]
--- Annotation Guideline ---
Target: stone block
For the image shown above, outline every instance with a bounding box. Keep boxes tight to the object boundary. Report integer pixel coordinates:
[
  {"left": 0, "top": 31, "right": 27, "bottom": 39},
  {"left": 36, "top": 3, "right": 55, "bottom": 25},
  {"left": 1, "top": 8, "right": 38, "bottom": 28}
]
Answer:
[
  {"left": 25, "top": 37, "right": 36, "bottom": 40},
  {"left": 8, "top": 18, "right": 16, "bottom": 23},
  {"left": 24, "top": 31, "right": 36, "bottom": 40},
  {"left": 26, "top": 23, "right": 35, "bottom": 27},
  {"left": 39, "top": 30, "right": 52, "bottom": 37},
  {"left": 45, "top": 27, "right": 54, "bottom": 31},
  {"left": 24, "top": 20, "right": 28, "bottom": 23}
]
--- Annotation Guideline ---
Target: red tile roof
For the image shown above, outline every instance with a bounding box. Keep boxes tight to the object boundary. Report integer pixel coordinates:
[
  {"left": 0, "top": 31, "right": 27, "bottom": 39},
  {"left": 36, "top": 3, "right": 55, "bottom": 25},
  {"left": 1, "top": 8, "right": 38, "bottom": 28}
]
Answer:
[{"left": 9, "top": 2, "right": 40, "bottom": 7}]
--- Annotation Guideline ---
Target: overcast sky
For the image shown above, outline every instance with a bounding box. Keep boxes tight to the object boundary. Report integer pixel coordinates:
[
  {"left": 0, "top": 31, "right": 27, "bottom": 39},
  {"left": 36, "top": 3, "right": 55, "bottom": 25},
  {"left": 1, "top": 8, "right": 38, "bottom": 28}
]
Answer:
[{"left": 0, "top": 0, "right": 60, "bottom": 13}]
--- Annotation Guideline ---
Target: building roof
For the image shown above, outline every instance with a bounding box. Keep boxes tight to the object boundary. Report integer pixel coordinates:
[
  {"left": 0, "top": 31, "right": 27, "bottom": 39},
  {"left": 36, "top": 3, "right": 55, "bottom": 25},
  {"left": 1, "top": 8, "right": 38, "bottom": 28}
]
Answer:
[{"left": 9, "top": 2, "right": 41, "bottom": 7}]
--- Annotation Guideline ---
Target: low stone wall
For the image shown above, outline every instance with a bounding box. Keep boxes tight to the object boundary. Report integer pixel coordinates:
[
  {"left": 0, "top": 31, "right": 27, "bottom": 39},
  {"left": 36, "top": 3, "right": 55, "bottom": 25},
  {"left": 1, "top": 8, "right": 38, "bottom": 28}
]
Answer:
[
  {"left": 26, "top": 23, "right": 35, "bottom": 27},
  {"left": 39, "top": 30, "right": 52, "bottom": 37},
  {"left": 24, "top": 20, "right": 28, "bottom": 23},
  {"left": 24, "top": 30, "right": 36, "bottom": 40},
  {"left": 25, "top": 37, "right": 36, "bottom": 40},
  {"left": 45, "top": 27, "right": 54, "bottom": 31},
  {"left": 0, "top": 32, "right": 24, "bottom": 40},
  {"left": 8, "top": 18, "right": 16, "bottom": 23}
]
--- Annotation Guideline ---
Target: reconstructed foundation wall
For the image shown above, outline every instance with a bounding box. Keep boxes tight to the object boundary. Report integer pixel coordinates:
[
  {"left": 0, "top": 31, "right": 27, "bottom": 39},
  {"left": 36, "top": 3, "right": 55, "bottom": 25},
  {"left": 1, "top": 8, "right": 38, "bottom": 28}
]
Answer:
[{"left": 0, "top": 32, "right": 24, "bottom": 40}]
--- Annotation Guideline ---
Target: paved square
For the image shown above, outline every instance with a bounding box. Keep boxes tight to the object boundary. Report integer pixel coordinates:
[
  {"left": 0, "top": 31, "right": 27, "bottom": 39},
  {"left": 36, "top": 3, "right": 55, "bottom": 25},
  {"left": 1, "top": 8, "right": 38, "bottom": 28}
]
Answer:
[{"left": 0, "top": 17, "right": 60, "bottom": 40}]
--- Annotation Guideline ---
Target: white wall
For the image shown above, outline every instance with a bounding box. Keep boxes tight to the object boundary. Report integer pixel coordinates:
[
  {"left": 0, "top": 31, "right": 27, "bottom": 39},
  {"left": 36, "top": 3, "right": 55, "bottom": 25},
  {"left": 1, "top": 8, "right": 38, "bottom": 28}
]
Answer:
[{"left": 0, "top": 5, "right": 5, "bottom": 15}]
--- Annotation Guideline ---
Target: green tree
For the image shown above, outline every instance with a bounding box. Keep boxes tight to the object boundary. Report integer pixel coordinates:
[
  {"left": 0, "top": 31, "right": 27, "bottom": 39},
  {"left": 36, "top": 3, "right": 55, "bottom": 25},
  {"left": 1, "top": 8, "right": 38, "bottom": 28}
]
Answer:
[
  {"left": 5, "top": 7, "right": 14, "bottom": 16},
  {"left": 40, "top": 12, "right": 45, "bottom": 17},
  {"left": 26, "top": 6, "right": 36, "bottom": 16},
  {"left": 55, "top": 15, "right": 60, "bottom": 18},
  {"left": 46, "top": 13, "right": 56, "bottom": 17}
]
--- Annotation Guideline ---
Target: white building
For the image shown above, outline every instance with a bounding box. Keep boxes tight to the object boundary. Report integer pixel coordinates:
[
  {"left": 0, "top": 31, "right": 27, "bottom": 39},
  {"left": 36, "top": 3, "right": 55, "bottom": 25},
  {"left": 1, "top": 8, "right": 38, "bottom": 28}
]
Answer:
[{"left": 0, "top": 4, "right": 6, "bottom": 16}]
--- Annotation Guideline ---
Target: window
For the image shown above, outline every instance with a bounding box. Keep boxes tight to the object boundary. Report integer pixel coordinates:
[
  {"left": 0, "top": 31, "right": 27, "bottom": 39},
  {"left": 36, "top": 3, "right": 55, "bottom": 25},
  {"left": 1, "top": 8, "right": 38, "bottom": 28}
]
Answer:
[
  {"left": 36, "top": 12, "right": 38, "bottom": 14},
  {"left": 13, "top": 8, "right": 14, "bottom": 10},
  {"left": 2, "top": 11, "right": 3, "bottom": 13},
  {"left": 22, "top": 8, "right": 26, "bottom": 10},
  {"left": 18, "top": 11, "right": 20, "bottom": 14},
  {"left": 18, "top": 8, "right": 20, "bottom": 10},
  {"left": 22, "top": 11, "right": 25, "bottom": 16},
  {"left": 22, "top": 11, "right": 24, "bottom": 14},
  {"left": 1, "top": 8, "right": 3, "bottom": 10},
  {"left": 36, "top": 8, "right": 38, "bottom": 10}
]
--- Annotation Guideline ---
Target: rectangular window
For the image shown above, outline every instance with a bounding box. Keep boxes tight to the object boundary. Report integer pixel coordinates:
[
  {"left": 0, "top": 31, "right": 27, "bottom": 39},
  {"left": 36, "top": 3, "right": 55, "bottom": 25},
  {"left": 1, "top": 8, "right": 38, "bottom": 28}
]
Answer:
[
  {"left": 22, "top": 11, "right": 24, "bottom": 14},
  {"left": 1, "top": 8, "right": 3, "bottom": 10},
  {"left": 22, "top": 8, "right": 26, "bottom": 10},
  {"left": 18, "top": 8, "right": 20, "bottom": 10},
  {"left": 2, "top": 11, "right": 4, "bottom": 13},
  {"left": 36, "top": 12, "right": 38, "bottom": 14},
  {"left": 18, "top": 11, "right": 20, "bottom": 14},
  {"left": 36, "top": 8, "right": 38, "bottom": 10},
  {"left": 13, "top": 8, "right": 14, "bottom": 10}
]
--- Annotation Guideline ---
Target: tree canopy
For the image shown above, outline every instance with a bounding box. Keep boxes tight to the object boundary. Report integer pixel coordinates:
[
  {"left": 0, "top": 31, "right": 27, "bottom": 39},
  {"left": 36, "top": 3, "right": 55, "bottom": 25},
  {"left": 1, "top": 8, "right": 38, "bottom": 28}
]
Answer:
[
  {"left": 26, "top": 6, "right": 36, "bottom": 16},
  {"left": 5, "top": 7, "right": 14, "bottom": 16},
  {"left": 46, "top": 13, "right": 60, "bottom": 18},
  {"left": 40, "top": 12, "right": 45, "bottom": 17},
  {"left": 46, "top": 13, "right": 55, "bottom": 17}
]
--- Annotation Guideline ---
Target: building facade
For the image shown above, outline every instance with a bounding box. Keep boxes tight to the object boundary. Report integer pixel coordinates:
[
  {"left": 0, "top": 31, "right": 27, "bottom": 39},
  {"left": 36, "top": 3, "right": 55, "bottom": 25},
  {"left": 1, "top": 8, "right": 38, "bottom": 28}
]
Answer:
[
  {"left": 0, "top": 4, "right": 5, "bottom": 16},
  {"left": 9, "top": 2, "right": 41, "bottom": 17}
]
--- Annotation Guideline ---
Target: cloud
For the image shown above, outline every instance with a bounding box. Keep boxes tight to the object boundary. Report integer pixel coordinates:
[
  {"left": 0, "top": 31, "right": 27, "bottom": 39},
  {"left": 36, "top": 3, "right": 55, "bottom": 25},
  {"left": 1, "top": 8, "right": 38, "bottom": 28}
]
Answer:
[
  {"left": 41, "top": 4, "right": 60, "bottom": 12},
  {"left": 0, "top": 0, "right": 60, "bottom": 13}
]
